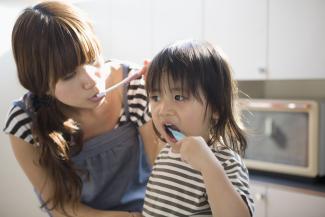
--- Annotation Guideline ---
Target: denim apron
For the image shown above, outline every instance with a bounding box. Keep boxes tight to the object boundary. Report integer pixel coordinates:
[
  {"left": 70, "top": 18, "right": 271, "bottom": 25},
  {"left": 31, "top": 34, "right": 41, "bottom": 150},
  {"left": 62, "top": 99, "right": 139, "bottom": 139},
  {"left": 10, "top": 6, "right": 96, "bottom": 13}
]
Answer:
[{"left": 15, "top": 65, "right": 151, "bottom": 215}]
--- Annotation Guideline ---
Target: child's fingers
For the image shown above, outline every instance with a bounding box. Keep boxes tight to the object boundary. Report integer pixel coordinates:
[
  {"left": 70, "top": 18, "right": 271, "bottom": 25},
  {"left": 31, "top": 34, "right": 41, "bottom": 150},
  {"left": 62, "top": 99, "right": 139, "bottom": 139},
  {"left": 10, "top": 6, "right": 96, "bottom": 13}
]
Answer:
[{"left": 170, "top": 142, "right": 181, "bottom": 153}]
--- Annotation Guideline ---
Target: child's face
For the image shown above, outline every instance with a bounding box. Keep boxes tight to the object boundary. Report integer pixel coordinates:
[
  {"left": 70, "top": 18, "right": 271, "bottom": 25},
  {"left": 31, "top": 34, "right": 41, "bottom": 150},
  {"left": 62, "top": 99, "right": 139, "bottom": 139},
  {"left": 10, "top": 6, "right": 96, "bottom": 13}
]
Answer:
[
  {"left": 54, "top": 56, "right": 107, "bottom": 109},
  {"left": 149, "top": 79, "right": 214, "bottom": 144}
]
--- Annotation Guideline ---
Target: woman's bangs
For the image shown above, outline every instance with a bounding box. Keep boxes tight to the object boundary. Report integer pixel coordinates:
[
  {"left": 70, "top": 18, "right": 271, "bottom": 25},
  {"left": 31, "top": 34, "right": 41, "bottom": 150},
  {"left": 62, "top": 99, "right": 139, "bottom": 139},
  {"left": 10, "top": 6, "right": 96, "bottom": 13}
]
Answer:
[{"left": 51, "top": 21, "right": 101, "bottom": 81}]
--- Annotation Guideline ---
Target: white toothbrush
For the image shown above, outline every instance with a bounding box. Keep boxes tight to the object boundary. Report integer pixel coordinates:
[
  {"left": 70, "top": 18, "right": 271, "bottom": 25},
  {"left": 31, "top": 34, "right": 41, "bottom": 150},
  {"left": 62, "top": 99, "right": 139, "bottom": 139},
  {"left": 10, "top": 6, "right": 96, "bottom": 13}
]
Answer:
[
  {"left": 96, "top": 68, "right": 142, "bottom": 98},
  {"left": 108, "top": 58, "right": 142, "bottom": 70}
]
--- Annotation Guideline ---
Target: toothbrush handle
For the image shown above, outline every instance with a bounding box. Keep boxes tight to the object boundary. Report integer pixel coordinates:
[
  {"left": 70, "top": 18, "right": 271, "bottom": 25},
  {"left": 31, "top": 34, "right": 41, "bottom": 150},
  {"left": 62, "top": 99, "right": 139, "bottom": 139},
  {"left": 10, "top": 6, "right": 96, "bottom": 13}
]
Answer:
[
  {"left": 106, "top": 59, "right": 142, "bottom": 70},
  {"left": 170, "top": 129, "right": 186, "bottom": 141},
  {"left": 97, "top": 69, "right": 142, "bottom": 97}
]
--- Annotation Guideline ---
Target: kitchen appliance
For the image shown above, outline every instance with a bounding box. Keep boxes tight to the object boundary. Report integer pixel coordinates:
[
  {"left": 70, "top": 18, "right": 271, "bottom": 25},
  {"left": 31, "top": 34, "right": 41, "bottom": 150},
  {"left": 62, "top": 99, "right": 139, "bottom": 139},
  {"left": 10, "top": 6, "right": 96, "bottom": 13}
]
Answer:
[{"left": 239, "top": 99, "right": 325, "bottom": 177}]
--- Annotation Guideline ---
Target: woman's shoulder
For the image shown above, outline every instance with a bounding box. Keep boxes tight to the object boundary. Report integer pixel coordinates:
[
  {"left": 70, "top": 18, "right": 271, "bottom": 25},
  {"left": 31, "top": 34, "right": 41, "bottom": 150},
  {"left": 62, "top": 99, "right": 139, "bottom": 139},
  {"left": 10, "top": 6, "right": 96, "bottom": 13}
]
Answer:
[
  {"left": 126, "top": 64, "right": 147, "bottom": 104},
  {"left": 124, "top": 71, "right": 150, "bottom": 127},
  {"left": 127, "top": 77, "right": 147, "bottom": 104},
  {"left": 127, "top": 72, "right": 146, "bottom": 94},
  {"left": 3, "top": 95, "right": 34, "bottom": 145}
]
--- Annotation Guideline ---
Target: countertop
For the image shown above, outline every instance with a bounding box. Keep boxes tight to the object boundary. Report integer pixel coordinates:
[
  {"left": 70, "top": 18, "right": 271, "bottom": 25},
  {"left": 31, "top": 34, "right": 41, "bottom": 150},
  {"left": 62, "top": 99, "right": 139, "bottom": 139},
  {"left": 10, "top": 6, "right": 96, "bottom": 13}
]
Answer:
[{"left": 249, "top": 170, "right": 325, "bottom": 196}]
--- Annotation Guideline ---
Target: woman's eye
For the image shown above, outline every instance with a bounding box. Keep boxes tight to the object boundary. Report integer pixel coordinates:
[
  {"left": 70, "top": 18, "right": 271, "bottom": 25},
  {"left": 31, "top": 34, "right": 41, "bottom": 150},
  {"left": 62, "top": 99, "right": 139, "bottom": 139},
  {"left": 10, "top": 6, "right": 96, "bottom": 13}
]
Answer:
[
  {"left": 94, "top": 59, "right": 101, "bottom": 66},
  {"left": 89, "top": 60, "right": 96, "bottom": 66},
  {"left": 62, "top": 72, "right": 75, "bottom": 80},
  {"left": 85, "top": 58, "right": 96, "bottom": 66},
  {"left": 149, "top": 95, "right": 160, "bottom": 102},
  {"left": 90, "top": 56, "right": 104, "bottom": 67},
  {"left": 175, "top": 95, "right": 185, "bottom": 101}
]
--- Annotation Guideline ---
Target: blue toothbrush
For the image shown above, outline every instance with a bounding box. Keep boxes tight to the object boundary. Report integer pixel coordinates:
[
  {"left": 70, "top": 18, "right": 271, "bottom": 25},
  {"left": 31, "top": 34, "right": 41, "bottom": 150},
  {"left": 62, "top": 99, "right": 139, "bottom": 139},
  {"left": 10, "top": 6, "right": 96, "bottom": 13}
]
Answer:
[{"left": 167, "top": 127, "right": 186, "bottom": 141}]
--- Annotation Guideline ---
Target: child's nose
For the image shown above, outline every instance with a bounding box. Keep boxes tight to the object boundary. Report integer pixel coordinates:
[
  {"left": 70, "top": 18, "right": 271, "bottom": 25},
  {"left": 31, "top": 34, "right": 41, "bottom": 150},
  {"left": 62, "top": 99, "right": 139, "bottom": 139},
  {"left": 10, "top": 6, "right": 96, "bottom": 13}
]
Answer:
[{"left": 158, "top": 100, "right": 173, "bottom": 116}]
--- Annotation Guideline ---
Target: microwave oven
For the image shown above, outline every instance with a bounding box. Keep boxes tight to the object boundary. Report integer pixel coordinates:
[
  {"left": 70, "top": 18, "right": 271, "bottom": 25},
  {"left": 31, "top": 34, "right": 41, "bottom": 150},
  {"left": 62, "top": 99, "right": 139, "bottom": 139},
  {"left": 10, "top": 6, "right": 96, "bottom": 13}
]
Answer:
[{"left": 239, "top": 99, "right": 325, "bottom": 178}]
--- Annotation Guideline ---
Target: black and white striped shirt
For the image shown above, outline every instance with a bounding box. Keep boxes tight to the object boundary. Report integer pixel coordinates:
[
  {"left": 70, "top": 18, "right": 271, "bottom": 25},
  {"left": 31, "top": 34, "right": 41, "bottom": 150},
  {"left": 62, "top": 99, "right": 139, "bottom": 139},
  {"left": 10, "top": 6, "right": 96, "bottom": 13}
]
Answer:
[
  {"left": 143, "top": 144, "right": 255, "bottom": 217},
  {"left": 3, "top": 77, "right": 151, "bottom": 145}
]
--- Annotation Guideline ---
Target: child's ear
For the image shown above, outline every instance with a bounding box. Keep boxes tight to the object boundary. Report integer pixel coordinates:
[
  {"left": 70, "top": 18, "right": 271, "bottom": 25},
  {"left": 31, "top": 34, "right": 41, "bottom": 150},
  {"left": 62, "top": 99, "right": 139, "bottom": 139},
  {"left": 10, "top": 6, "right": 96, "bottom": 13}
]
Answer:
[
  {"left": 210, "top": 112, "right": 219, "bottom": 127},
  {"left": 212, "top": 112, "right": 219, "bottom": 120}
]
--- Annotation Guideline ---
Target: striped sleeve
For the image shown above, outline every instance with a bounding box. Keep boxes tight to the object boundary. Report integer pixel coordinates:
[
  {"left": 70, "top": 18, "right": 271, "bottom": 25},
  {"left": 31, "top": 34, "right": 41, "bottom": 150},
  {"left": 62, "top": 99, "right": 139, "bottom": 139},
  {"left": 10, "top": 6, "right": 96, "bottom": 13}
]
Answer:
[
  {"left": 3, "top": 104, "right": 34, "bottom": 145},
  {"left": 127, "top": 77, "right": 151, "bottom": 127},
  {"left": 215, "top": 148, "right": 255, "bottom": 216}
]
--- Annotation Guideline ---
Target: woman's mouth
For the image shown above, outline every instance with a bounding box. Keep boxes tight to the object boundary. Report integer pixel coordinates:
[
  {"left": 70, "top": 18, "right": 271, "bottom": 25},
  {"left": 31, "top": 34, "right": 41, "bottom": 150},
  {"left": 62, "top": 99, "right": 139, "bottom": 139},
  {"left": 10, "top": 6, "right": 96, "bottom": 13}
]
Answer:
[{"left": 89, "top": 94, "right": 105, "bottom": 102}]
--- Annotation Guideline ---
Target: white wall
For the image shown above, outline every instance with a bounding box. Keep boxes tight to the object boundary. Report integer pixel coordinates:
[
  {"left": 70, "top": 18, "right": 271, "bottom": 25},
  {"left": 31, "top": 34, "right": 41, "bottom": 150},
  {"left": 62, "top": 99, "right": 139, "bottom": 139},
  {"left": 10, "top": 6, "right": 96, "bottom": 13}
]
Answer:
[{"left": 1, "top": 2, "right": 53, "bottom": 217}]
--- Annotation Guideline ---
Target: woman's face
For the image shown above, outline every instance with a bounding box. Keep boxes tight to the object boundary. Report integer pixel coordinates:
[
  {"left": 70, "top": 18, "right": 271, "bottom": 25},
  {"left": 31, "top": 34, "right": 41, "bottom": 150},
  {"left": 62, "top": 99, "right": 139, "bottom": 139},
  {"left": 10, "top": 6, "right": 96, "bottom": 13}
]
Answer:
[{"left": 54, "top": 56, "right": 108, "bottom": 109}]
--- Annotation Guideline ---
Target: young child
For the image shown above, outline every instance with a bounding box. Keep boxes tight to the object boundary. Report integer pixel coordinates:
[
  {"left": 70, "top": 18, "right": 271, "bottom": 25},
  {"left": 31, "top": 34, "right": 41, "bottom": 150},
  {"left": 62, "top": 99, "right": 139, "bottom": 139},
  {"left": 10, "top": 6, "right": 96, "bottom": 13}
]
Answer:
[
  {"left": 3, "top": 1, "right": 158, "bottom": 216},
  {"left": 143, "top": 40, "right": 254, "bottom": 217}
]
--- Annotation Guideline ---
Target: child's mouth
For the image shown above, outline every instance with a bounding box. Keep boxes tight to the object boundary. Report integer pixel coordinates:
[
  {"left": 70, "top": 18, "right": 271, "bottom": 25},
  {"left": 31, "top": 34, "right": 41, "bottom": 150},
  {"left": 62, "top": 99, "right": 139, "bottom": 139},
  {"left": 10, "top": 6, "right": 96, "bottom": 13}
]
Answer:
[
  {"left": 164, "top": 124, "right": 185, "bottom": 142},
  {"left": 164, "top": 124, "right": 177, "bottom": 139}
]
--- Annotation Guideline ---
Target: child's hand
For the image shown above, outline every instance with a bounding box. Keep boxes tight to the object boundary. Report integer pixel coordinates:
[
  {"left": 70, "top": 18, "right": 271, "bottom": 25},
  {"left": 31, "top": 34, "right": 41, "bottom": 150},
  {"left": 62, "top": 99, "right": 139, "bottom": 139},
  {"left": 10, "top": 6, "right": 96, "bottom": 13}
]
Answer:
[{"left": 173, "top": 136, "right": 219, "bottom": 172}]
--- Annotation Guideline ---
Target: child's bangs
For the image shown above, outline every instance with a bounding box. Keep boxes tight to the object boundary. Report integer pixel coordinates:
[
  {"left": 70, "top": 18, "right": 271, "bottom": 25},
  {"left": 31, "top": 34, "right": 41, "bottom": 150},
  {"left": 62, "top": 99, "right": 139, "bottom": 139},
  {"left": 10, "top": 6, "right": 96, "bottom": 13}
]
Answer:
[{"left": 146, "top": 49, "right": 203, "bottom": 101}]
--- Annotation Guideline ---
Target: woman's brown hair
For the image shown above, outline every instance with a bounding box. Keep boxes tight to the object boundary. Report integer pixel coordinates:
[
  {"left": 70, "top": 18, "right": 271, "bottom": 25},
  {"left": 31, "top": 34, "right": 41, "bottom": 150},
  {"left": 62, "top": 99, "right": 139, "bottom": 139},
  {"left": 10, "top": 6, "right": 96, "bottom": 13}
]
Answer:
[{"left": 12, "top": 1, "right": 101, "bottom": 214}]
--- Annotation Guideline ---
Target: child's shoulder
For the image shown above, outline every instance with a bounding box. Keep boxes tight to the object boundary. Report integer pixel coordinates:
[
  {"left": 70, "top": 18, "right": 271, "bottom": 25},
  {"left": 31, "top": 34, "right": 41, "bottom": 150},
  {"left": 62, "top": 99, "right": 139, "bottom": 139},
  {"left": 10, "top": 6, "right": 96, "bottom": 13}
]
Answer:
[{"left": 211, "top": 146, "right": 247, "bottom": 168}]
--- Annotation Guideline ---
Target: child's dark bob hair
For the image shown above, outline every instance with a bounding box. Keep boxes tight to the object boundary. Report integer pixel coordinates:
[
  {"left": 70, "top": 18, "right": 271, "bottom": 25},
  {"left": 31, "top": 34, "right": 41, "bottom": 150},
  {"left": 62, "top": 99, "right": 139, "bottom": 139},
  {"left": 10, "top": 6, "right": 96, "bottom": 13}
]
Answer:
[{"left": 146, "top": 39, "right": 246, "bottom": 155}]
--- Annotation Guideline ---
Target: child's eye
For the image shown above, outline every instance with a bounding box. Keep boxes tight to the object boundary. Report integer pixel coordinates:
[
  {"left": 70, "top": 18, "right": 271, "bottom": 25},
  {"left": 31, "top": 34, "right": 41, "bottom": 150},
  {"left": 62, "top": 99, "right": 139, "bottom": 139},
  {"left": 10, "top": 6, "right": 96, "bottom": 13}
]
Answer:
[
  {"left": 174, "top": 95, "right": 186, "bottom": 101},
  {"left": 149, "top": 95, "right": 160, "bottom": 102}
]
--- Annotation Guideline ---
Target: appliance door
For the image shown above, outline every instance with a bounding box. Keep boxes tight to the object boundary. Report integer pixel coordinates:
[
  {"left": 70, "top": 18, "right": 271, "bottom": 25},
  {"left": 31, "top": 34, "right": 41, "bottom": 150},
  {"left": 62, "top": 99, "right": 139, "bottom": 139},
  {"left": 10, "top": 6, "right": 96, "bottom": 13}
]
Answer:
[
  {"left": 243, "top": 111, "right": 308, "bottom": 166},
  {"left": 241, "top": 100, "right": 319, "bottom": 177}
]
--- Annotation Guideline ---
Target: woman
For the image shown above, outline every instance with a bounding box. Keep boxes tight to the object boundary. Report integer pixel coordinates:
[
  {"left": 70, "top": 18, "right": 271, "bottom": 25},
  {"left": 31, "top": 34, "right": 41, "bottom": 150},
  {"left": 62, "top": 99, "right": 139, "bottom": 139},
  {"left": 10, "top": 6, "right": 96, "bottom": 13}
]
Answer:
[{"left": 3, "top": 1, "right": 158, "bottom": 216}]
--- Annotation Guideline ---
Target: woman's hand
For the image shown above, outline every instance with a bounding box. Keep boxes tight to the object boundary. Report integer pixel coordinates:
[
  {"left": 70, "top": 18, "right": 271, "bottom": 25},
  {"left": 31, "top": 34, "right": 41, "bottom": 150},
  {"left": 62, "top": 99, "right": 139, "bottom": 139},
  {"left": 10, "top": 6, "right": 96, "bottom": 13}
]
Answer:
[
  {"left": 139, "top": 59, "right": 150, "bottom": 80},
  {"left": 129, "top": 212, "right": 143, "bottom": 217}
]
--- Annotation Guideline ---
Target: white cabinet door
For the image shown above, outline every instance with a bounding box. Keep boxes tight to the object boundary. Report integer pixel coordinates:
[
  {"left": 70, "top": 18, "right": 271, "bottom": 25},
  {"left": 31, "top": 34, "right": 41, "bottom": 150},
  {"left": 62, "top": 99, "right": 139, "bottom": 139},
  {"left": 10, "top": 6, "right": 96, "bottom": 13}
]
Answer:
[
  {"left": 108, "top": 0, "right": 152, "bottom": 63},
  {"left": 267, "top": 187, "right": 325, "bottom": 217},
  {"left": 250, "top": 183, "right": 267, "bottom": 217},
  {"left": 77, "top": 0, "right": 152, "bottom": 64},
  {"left": 204, "top": 0, "right": 268, "bottom": 80},
  {"left": 76, "top": 0, "right": 111, "bottom": 59},
  {"left": 152, "top": 0, "right": 203, "bottom": 54},
  {"left": 268, "top": 0, "right": 325, "bottom": 79}
]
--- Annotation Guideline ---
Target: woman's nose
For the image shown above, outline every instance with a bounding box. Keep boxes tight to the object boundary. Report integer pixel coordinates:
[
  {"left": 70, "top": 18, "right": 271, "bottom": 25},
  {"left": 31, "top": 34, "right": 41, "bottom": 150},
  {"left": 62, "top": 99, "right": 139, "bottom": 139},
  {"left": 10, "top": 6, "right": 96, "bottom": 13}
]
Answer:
[{"left": 82, "top": 65, "right": 100, "bottom": 89}]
